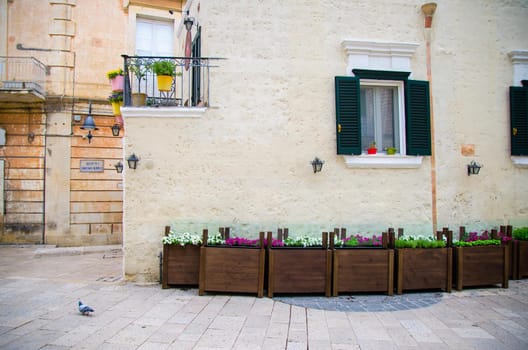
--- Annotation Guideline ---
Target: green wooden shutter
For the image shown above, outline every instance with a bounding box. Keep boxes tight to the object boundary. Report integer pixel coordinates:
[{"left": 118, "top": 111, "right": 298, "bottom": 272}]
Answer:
[
  {"left": 335, "top": 76, "right": 361, "bottom": 155},
  {"left": 510, "top": 86, "right": 528, "bottom": 156},
  {"left": 405, "top": 80, "right": 431, "bottom": 156}
]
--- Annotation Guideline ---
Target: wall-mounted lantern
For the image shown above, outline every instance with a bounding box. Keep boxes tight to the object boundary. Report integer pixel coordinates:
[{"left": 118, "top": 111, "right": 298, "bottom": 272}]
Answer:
[
  {"left": 80, "top": 103, "right": 97, "bottom": 143},
  {"left": 111, "top": 124, "right": 121, "bottom": 137},
  {"left": 311, "top": 157, "right": 324, "bottom": 173},
  {"left": 114, "top": 161, "right": 124, "bottom": 174},
  {"left": 467, "top": 161, "right": 483, "bottom": 176},
  {"left": 127, "top": 154, "right": 139, "bottom": 169}
]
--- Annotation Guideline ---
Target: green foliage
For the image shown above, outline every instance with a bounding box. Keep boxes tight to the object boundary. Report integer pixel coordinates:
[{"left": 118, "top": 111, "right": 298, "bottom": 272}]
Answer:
[
  {"left": 152, "top": 60, "right": 176, "bottom": 76},
  {"left": 106, "top": 68, "right": 124, "bottom": 79},
  {"left": 513, "top": 227, "right": 528, "bottom": 240},
  {"left": 344, "top": 237, "right": 359, "bottom": 247},
  {"left": 395, "top": 235, "right": 446, "bottom": 249},
  {"left": 453, "top": 239, "right": 501, "bottom": 247},
  {"left": 108, "top": 93, "right": 123, "bottom": 103}
]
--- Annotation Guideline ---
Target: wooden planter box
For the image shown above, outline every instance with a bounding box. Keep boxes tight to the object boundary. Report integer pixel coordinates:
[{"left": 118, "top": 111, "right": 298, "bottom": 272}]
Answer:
[
  {"left": 454, "top": 245, "right": 508, "bottom": 290},
  {"left": 331, "top": 230, "right": 395, "bottom": 296},
  {"left": 395, "top": 248, "right": 452, "bottom": 294},
  {"left": 333, "top": 248, "right": 394, "bottom": 296},
  {"left": 162, "top": 226, "right": 200, "bottom": 289},
  {"left": 513, "top": 240, "right": 528, "bottom": 279},
  {"left": 268, "top": 248, "right": 332, "bottom": 297},
  {"left": 162, "top": 244, "right": 201, "bottom": 288},
  {"left": 267, "top": 232, "right": 332, "bottom": 297},
  {"left": 199, "top": 231, "right": 265, "bottom": 297}
]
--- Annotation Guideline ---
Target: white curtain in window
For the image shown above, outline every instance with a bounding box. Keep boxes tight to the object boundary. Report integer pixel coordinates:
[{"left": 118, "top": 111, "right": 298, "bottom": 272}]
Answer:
[{"left": 136, "top": 18, "right": 173, "bottom": 56}]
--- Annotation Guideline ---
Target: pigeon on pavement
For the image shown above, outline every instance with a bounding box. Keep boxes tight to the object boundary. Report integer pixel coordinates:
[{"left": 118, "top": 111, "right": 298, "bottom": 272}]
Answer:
[{"left": 78, "top": 300, "right": 94, "bottom": 316}]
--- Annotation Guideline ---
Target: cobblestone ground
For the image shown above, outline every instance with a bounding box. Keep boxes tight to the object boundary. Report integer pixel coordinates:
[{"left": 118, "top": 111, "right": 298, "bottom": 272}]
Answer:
[{"left": 1, "top": 245, "right": 527, "bottom": 349}]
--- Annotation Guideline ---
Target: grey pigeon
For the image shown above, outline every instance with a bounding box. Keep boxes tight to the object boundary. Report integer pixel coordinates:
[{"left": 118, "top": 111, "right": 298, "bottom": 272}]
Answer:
[{"left": 78, "top": 300, "right": 94, "bottom": 316}]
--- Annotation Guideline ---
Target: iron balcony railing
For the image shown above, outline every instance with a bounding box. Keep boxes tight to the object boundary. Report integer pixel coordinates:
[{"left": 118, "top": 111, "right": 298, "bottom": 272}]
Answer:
[
  {"left": 122, "top": 55, "right": 221, "bottom": 108},
  {"left": 0, "top": 56, "right": 48, "bottom": 96}
]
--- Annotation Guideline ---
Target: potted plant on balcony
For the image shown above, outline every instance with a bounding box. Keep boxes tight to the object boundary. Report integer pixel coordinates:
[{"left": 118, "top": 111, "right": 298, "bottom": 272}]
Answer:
[
  {"left": 107, "top": 68, "right": 124, "bottom": 92},
  {"left": 199, "top": 228, "right": 266, "bottom": 297},
  {"left": 161, "top": 226, "right": 203, "bottom": 288},
  {"left": 108, "top": 92, "right": 123, "bottom": 116},
  {"left": 386, "top": 147, "right": 397, "bottom": 155},
  {"left": 512, "top": 226, "right": 528, "bottom": 279},
  {"left": 367, "top": 141, "right": 377, "bottom": 154},
  {"left": 128, "top": 59, "right": 150, "bottom": 106},
  {"left": 152, "top": 60, "right": 178, "bottom": 92},
  {"left": 267, "top": 230, "right": 332, "bottom": 297},
  {"left": 452, "top": 227, "right": 510, "bottom": 290},
  {"left": 332, "top": 228, "right": 394, "bottom": 296},
  {"left": 393, "top": 229, "right": 452, "bottom": 294}
]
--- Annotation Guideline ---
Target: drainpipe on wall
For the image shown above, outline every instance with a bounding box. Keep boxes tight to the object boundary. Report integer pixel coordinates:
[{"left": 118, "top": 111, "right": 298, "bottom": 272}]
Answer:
[{"left": 421, "top": 2, "right": 438, "bottom": 233}]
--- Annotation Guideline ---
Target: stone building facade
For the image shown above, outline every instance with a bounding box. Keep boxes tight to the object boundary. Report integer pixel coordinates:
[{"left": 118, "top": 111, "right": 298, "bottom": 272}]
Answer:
[
  {"left": 120, "top": 0, "right": 528, "bottom": 282},
  {"left": 0, "top": 0, "right": 185, "bottom": 245}
]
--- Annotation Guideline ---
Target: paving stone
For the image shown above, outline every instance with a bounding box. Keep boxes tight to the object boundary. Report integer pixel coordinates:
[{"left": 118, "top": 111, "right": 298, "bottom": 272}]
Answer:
[{"left": 2, "top": 246, "right": 528, "bottom": 350}]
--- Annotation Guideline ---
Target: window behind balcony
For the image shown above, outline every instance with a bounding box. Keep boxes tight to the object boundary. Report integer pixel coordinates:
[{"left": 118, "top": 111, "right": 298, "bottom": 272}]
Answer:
[{"left": 136, "top": 17, "right": 173, "bottom": 56}]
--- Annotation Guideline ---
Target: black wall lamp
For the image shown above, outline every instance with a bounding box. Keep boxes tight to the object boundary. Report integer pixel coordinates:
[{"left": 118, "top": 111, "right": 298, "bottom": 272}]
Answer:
[
  {"left": 311, "top": 157, "right": 324, "bottom": 173},
  {"left": 80, "top": 102, "right": 97, "bottom": 143},
  {"left": 184, "top": 16, "right": 195, "bottom": 31},
  {"left": 127, "top": 154, "right": 139, "bottom": 169},
  {"left": 111, "top": 123, "right": 121, "bottom": 137},
  {"left": 114, "top": 161, "right": 124, "bottom": 173},
  {"left": 467, "top": 161, "right": 483, "bottom": 176}
]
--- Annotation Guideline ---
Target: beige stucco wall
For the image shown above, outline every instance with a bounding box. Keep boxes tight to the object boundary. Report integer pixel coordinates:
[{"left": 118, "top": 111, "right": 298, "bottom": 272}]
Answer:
[{"left": 122, "top": 0, "right": 528, "bottom": 282}]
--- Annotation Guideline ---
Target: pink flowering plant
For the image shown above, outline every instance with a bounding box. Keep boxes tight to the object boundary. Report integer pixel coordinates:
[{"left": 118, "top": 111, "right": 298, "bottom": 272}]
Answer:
[
  {"left": 335, "top": 234, "right": 383, "bottom": 247},
  {"left": 453, "top": 230, "right": 510, "bottom": 247}
]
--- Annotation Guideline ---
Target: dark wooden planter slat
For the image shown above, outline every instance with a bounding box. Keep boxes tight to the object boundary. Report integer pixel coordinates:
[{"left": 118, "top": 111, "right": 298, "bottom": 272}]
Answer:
[
  {"left": 162, "top": 226, "right": 201, "bottom": 289},
  {"left": 395, "top": 247, "right": 452, "bottom": 295},
  {"left": 199, "top": 230, "right": 265, "bottom": 297},
  {"left": 454, "top": 245, "right": 508, "bottom": 290},
  {"left": 267, "top": 232, "right": 331, "bottom": 297},
  {"left": 333, "top": 248, "right": 394, "bottom": 296},
  {"left": 514, "top": 240, "right": 528, "bottom": 279}
]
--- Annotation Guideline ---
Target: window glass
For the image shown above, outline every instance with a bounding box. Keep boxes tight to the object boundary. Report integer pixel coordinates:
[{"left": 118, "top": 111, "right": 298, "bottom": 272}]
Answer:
[
  {"left": 136, "top": 18, "right": 173, "bottom": 56},
  {"left": 360, "top": 85, "right": 398, "bottom": 152}
]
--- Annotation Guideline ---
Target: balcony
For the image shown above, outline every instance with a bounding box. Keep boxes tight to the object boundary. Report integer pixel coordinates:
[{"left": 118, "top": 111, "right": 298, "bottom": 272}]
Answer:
[
  {"left": 0, "top": 56, "right": 48, "bottom": 103},
  {"left": 121, "top": 55, "right": 221, "bottom": 117}
]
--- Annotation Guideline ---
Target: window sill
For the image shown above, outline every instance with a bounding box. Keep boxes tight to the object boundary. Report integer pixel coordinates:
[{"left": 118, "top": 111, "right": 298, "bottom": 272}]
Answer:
[
  {"left": 120, "top": 106, "right": 206, "bottom": 118},
  {"left": 511, "top": 156, "right": 528, "bottom": 168},
  {"left": 343, "top": 154, "right": 423, "bottom": 169}
]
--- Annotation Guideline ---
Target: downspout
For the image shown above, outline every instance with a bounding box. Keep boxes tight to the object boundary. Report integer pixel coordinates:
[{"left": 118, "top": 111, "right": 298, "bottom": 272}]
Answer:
[{"left": 421, "top": 3, "right": 437, "bottom": 233}]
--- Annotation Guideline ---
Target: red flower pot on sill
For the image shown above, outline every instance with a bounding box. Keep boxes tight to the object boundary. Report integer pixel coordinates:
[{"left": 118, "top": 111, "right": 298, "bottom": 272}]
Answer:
[{"left": 367, "top": 147, "right": 377, "bottom": 154}]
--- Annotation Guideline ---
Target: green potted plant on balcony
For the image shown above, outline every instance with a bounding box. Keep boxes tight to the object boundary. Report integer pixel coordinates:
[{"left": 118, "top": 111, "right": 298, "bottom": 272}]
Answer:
[
  {"left": 107, "top": 68, "right": 124, "bottom": 92},
  {"left": 452, "top": 227, "right": 510, "bottom": 290},
  {"left": 128, "top": 59, "right": 150, "bottom": 106},
  {"left": 152, "top": 60, "right": 179, "bottom": 92}
]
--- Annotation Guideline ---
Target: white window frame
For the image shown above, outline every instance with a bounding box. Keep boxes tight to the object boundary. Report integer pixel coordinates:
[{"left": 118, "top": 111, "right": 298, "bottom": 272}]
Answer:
[
  {"left": 360, "top": 79, "right": 406, "bottom": 155},
  {"left": 341, "top": 39, "right": 422, "bottom": 168}
]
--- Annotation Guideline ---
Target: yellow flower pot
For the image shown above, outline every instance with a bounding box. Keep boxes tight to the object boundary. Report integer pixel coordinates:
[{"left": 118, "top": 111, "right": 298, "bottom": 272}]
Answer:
[
  {"left": 157, "top": 75, "right": 173, "bottom": 92},
  {"left": 111, "top": 101, "right": 123, "bottom": 116}
]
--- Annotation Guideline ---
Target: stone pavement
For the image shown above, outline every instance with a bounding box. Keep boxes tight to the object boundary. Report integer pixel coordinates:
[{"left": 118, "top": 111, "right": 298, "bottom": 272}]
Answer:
[{"left": 1, "top": 245, "right": 528, "bottom": 349}]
